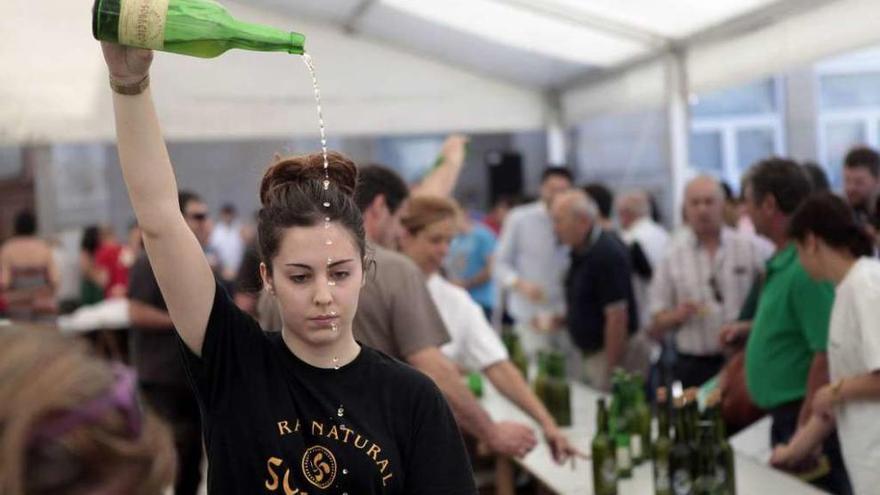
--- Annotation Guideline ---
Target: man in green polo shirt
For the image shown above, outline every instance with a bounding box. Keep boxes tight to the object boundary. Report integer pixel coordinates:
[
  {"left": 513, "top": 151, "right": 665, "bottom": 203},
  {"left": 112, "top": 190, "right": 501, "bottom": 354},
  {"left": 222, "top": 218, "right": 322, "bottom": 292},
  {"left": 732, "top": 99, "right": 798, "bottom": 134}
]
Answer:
[{"left": 741, "top": 158, "right": 852, "bottom": 494}]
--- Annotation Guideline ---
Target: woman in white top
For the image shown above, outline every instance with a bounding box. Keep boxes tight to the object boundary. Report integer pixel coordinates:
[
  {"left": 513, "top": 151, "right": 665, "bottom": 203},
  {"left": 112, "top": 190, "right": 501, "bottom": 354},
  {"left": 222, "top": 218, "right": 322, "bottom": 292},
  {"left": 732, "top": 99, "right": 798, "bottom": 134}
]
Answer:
[
  {"left": 399, "top": 196, "right": 579, "bottom": 464},
  {"left": 770, "top": 192, "right": 880, "bottom": 494}
]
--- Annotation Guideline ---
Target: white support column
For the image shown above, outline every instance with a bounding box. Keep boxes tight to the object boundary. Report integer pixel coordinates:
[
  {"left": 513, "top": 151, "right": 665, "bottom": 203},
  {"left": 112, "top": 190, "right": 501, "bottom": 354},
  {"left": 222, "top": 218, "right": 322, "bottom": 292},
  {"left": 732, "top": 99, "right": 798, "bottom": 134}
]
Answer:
[
  {"left": 666, "top": 50, "right": 691, "bottom": 229},
  {"left": 545, "top": 91, "right": 568, "bottom": 166}
]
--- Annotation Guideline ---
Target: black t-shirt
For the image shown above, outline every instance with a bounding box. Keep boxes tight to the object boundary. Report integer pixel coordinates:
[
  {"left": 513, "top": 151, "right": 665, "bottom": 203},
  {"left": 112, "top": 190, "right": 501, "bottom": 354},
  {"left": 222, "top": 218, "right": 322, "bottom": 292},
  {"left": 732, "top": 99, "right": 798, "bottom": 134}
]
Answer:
[
  {"left": 180, "top": 283, "right": 476, "bottom": 495},
  {"left": 564, "top": 227, "right": 639, "bottom": 352},
  {"left": 129, "top": 253, "right": 188, "bottom": 386}
]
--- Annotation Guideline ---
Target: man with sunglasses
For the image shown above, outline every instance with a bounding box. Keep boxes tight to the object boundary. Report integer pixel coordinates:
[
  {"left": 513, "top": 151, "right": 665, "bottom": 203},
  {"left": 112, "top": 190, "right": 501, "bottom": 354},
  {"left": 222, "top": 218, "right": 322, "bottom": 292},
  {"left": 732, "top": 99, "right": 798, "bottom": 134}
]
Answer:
[
  {"left": 647, "top": 176, "right": 767, "bottom": 388},
  {"left": 127, "top": 190, "right": 215, "bottom": 495}
]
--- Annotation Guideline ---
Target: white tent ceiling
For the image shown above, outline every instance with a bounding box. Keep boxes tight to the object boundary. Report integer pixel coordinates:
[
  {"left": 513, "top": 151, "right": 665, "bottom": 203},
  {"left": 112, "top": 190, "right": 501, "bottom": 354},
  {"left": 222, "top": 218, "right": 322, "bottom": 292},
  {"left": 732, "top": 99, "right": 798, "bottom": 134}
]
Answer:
[{"left": 2, "top": 0, "right": 880, "bottom": 144}]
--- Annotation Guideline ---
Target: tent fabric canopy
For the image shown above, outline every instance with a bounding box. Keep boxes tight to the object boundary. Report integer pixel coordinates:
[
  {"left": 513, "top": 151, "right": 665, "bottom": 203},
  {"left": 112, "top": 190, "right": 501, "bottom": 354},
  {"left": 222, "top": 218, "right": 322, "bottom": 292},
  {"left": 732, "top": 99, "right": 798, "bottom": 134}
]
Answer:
[{"left": 2, "top": 0, "right": 880, "bottom": 144}]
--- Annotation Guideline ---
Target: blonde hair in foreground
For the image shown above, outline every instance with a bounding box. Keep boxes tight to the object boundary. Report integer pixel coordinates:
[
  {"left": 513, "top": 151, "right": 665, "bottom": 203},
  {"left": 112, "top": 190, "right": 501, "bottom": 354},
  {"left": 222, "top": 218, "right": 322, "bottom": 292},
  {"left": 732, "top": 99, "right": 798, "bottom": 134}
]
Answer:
[{"left": 0, "top": 326, "right": 175, "bottom": 495}]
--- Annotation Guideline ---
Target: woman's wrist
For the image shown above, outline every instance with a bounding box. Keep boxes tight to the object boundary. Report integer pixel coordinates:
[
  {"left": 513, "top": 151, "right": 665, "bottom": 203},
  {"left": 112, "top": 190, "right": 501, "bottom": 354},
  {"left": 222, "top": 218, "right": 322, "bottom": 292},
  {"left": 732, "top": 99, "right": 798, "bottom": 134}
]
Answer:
[{"left": 539, "top": 416, "right": 558, "bottom": 434}]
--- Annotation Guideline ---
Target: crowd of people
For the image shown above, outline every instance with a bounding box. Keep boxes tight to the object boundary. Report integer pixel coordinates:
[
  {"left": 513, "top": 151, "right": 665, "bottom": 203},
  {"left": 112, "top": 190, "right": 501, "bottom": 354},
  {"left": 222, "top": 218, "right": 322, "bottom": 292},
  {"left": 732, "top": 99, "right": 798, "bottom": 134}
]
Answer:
[{"left": 3, "top": 40, "right": 880, "bottom": 495}]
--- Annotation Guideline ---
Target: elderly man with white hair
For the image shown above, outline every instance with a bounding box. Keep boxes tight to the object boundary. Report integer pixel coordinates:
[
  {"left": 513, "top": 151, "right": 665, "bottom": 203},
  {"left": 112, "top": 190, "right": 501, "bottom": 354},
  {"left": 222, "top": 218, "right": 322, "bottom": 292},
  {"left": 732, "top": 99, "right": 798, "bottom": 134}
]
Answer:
[
  {"left": 550, "top": 189, "right": 639, "bottom": 390},
  {"left": 648, "top": 175, "right": 768, "bottom": 388}
]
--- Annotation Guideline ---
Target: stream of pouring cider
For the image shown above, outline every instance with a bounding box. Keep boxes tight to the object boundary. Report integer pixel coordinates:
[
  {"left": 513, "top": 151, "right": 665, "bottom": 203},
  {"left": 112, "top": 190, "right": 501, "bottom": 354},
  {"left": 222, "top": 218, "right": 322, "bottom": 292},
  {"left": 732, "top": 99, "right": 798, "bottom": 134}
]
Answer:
[
  {"left": 92, "top": 0, "right": 328, "bottom": 173},
  {"left": 93, "top": 0, "right": 336, "bottom": 318}
]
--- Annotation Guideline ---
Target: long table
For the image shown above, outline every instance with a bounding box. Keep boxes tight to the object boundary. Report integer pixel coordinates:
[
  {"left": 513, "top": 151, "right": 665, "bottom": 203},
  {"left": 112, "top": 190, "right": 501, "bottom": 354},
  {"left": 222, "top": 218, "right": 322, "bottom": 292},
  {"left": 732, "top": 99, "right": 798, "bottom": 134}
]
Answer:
[{"left": 479, "top": 378, "right": 826, "bottom": 494}]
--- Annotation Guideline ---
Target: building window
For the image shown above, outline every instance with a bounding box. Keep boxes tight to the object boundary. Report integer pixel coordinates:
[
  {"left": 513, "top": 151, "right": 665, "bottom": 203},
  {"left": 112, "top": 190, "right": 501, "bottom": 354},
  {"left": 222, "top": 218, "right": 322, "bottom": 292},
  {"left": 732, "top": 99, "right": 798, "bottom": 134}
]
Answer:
[
  {"left": 689, "top": 78, "right": 785, "bottom": 191},
  {"left": 816, "top": 55, "right": 880, "bottom": 188}
]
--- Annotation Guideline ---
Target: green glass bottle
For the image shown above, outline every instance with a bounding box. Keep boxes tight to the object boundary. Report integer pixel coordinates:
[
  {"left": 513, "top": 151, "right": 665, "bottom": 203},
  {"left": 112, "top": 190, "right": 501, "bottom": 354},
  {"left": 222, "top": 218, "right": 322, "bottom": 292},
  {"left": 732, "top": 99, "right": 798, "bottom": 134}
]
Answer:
[
  {"left": 684, "top": 388, "right": 701, "bottom": 451},
  {"left": 615, "top": 433, "right": 633, "bottom": 480},
  {"left": 532, "top": 351, "right": 549, "bottom": 412},
  {"left": 670, "top": 398, "right": 696, "bottom": 495},
  {"left": 547, "top": 352, "right": 572, "bottom": 427},
  {"left": 592, "top": 399, "right": 618, "bottom": 495},
  {"left": 467, "top": 371, "right": 483, "bottom": 398},
  {"left": 694, "top": 422, "right": 718, "bottom": 495},
  {"left": 706, "top": 396, "right": 736, "bottom": 495},
  {"left": 92, "top": 0, "right": 305, "bottom": 58},
  {"left": 625, "top": 384, "right": 645, "bottom": 466},
  {"left": 653, "top": 387, "right": 673, "bottom": 495},
  {"left": 633, "top": 376, "right": 652, "bottom": 465},
  {"left": 502, "top": 329, "right": 529, "bottom": 379}
]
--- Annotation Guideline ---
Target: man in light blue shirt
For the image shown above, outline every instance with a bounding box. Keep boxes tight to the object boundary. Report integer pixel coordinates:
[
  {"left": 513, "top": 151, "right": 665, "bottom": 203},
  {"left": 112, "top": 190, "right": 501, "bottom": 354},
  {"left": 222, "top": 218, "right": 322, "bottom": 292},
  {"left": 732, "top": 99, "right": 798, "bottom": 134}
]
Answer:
[
  {"left": 494, "top": 167, "right": 573, "bottom": 358},
  {"left": 445, "top": 213, "right": 498, "bottom": 318}
]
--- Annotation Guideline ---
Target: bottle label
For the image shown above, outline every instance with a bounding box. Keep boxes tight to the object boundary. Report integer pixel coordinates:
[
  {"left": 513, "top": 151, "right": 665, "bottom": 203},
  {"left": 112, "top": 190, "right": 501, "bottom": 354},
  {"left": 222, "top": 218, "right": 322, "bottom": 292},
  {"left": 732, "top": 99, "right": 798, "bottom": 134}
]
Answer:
[
  {"left": 601, "top": 458, "right": 617, "bottom": 486},
  {"left": 631, "top": 435, "right": 643, "bottom": 459},
  {"left": 655, "top": 460, "right": 670, "bottom": 491},
  {"left": 616, "top": 445, "right": 631, "bottom": 470},
  {"left": 673, "top": 469, "right": 692, "bottom": 495},
  {"left": 119, "top": 0, "right": 170, "bottom": 50}
]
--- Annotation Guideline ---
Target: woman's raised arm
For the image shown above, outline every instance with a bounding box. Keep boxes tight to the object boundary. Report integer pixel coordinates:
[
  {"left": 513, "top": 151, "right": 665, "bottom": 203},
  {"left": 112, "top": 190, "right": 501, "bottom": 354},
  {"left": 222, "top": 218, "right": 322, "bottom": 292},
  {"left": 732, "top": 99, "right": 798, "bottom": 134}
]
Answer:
[{"left": 103, "top": 42, "right": 215, "bottom": 355}]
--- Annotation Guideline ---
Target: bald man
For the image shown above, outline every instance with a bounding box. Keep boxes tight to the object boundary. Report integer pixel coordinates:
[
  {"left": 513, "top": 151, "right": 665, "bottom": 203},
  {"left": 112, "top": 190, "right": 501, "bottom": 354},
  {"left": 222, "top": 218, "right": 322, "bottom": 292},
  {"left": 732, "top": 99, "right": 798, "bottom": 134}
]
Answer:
[
  {"left": 647, "top": 176, "right": 767, "bottom": 388},
  {"left": 551, "top": 189, "right": 638, "bottom": 390}
]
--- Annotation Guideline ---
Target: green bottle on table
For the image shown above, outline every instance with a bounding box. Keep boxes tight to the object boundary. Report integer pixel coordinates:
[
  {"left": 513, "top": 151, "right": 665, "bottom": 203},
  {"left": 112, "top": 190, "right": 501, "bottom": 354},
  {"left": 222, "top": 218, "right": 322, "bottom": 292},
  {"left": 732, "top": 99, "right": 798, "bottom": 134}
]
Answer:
[
  {"left": 92, "top": 0, "right": 305, "bottom": 57},
  {"left": 684, "top": 388, "right": 701, "bottom": 451},
  {"left": 671, "top": 398, "right": 696, "bottom": 495},
  {"left": 467, "top": 371, "right": 483, "bottom": 398},
  {"left": 546, "top": 352, "right": 572, "bottom": 427},
  {"left": 694, "top": 422, "right": 718, "bottom": 495},
  {"left": 532, "top": 351, "right": 549, "bottom": 410},
  {"left": 653, "top": 387, "right": 673, "bottom": 495},
  {"left": 706, "top": 394, "right": 736, "bottom": 495},
  {"left": 625, "top": 395, "right": 644, "bottom": 466},
  {"left": 501, "top": 329, "right": 529, "bottom": 379},
  {"left": 634, "top": 376, "right": 653, "bottom": 461},
  {"left": 592, "top": 398, "right": 618, "bottom": 495}
]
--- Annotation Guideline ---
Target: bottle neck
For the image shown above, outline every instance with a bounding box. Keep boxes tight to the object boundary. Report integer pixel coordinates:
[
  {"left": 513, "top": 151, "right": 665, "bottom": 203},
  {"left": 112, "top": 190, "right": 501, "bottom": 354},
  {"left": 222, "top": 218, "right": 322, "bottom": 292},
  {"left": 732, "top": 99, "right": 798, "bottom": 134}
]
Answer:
[
  {"left": 710, "top": 408, "right": 726, "bottom": 441},
  {"left": 597, "top": 405, "right": 609, "bottom": 433},
  {"left": 226, "top": 19, "right": 305, "bottom": 54},
  {"left": 675, "top": 409, "right": 688, "bottom": 442}
]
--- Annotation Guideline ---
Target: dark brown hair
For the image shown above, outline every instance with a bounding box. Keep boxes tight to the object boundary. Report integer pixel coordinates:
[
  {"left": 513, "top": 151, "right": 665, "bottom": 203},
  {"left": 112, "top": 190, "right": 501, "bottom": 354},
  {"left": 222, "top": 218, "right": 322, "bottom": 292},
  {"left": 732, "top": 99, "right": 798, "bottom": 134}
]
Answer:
[
  {"left": 742, "top": 157, "right": 812, "bottom": 215},
  {"left": 844, "top": 146, "right": 880, "bottom": 178},
  {"left": 258, "top": 151, "right": 365, "bottom": 274},
  {"left": 789, "top": 192, "right": 874, "bottom": 258}
]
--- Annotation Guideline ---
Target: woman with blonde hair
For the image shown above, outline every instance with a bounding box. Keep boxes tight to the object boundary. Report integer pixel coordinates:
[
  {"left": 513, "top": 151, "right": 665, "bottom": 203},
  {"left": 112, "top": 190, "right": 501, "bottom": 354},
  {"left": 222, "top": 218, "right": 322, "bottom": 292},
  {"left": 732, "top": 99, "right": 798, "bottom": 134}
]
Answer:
[
  {"left": 0, "top": 325, "right": 175, "bottom": 494},
  {"left": 399, "top": 195, "right": 580, "bottom": 464}
]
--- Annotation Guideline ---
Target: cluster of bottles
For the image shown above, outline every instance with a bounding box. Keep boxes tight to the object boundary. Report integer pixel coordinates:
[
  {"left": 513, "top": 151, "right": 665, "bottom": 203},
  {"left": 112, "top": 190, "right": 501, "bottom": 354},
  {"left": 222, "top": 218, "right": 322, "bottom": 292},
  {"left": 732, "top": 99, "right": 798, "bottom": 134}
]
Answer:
[
  {"left": 592, "top": 380, "right": 736, "bottom": 495},
  {"left": 591, "top": 371, "right": 652, "bottom": 492},
  {"left": 499, "top": 330, "right": 571, "bottom": 426}
]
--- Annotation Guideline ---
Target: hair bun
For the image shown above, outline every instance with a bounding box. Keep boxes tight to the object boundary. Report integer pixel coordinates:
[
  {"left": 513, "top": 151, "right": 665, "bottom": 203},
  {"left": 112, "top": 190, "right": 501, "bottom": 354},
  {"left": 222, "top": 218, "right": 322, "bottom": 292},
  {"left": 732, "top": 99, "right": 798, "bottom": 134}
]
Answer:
[{"left": 260, "top": 151, "right": 358, "bottom": 206}]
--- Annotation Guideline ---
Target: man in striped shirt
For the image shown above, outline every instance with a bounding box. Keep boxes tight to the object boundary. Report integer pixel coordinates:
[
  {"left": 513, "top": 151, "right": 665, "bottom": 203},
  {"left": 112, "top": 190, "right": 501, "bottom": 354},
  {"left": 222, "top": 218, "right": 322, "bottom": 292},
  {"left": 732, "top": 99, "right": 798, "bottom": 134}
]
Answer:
[{"left": 647, "top": 176, "right": 768, "bottom": 388}]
